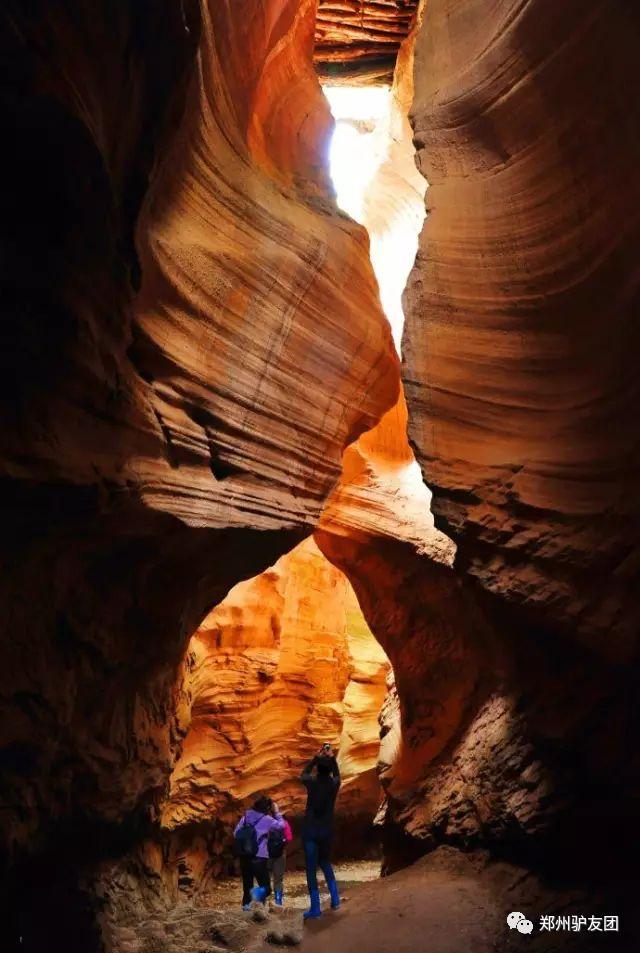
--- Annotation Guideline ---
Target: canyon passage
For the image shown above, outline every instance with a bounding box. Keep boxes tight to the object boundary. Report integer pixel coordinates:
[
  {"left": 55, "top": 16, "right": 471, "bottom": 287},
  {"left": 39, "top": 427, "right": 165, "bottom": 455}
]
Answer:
[{"left": 1, "top": 2, "right": 639, "bottom": 952}]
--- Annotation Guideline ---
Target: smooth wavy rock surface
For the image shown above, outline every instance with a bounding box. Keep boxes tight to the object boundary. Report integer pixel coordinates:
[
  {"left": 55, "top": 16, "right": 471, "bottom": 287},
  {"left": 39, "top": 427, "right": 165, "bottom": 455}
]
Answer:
[
  {"left": 403, "top": 0, "right": 640, "bottom": 656},
  {"left": 0, "top": 0, "right": 397, "bottom": 876},
  {"left": 319, "top": 9, "right": 640, "bottom": 879},
  {"left": 133, "top": 0, "right": 399, "bottom": 531}
]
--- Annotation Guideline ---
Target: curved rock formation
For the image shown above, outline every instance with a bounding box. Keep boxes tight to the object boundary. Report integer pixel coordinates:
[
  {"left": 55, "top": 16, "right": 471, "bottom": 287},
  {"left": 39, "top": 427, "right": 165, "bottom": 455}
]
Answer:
[
  {"left": 319, "top": 5, "right": 640, "bottom": 886},
  {"left": 161, "top": 537, "right": 389, "bottom": 889},
  {"left": 0, "top": 1, "right": 397, "bottom": 946},
  {"left": 315, "top": 12, "right": 472, "bottom": 853},
  {"left": 403, "top": 0, "right": 640, "bottom": 658},
  {"left": 127, "top": 0, "right": 400, "bottom": 532}
]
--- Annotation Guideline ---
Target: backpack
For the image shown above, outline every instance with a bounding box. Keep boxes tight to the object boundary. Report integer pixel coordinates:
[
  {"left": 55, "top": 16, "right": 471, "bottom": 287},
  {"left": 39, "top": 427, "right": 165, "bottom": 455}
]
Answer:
[
  {"left": 233, "top": 816, "right": 259, "bottom": 858},
  {"left": 267, "top": 827, "right": 286, "bottom": 859}
]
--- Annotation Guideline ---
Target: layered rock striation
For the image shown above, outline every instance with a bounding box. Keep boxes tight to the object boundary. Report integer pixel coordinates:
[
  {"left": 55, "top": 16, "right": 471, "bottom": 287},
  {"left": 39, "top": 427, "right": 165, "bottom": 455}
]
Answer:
[
  {"left": 0, "top": 1, "right": 397, "bottom": 944},
  {"left": 403, "top": 0, "right": 640, "bottom": 658},
  {"left": 2, "top": 0, "right": 639, "bottom": 946},
  {"left": 161, "top": 537, "right": 389, "bottom": 890},
  {"left": 319, "top": 3, "right": 640, "bottom": 884},
  {"left": 315, "top": 1, "right": 419, "bottom": 83},
  {"left": 388, "top": 0, "right": 640, "bottom": 873}
]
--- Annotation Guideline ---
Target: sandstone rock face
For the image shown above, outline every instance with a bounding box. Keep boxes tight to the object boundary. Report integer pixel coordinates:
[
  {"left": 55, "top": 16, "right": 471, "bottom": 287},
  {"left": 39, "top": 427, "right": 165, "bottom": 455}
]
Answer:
[
  {"left": 319, "top": 4, "right": 640, "bottom": 881},
  {"left": 315, "top": 526, "right": 499, "bottom": 859},
  {"left": 315, "top": 1, "right": 419, "bottom": 83},
  {"left": 0, "top": 1, "right": 397, "bottom": 944},
  {"left": 316, "top": 12, "right": 478, "bottom": 857},
  {"left": 3, "top": 0, "right": 639, "bottom": 945},
  {"left": 318, "top": 17, "right": 444, "bottom": 559},
  {"left": 314, "top": 15, "right": 480, "bottom": 863},
  {"left": 360, "top": 26, "right": 427, "bottom": 349},
  {"left": 133, "top": 0, "right": 399, "bottom": 532},
  {"left": 322, "top": 497, "right": 640, "bottom": 882},
  {"left": 403, "top": 0, "right": 640, "bottom": 658},
  {"left": 161, "top": 537, "right": 390, "bottom": 890}
]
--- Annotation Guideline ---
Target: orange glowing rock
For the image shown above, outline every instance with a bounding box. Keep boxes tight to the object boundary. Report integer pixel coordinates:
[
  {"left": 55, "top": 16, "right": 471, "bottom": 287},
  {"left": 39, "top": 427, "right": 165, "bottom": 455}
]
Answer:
[{"left": 162, "top": 538, "right": 390, "bottom": 868}]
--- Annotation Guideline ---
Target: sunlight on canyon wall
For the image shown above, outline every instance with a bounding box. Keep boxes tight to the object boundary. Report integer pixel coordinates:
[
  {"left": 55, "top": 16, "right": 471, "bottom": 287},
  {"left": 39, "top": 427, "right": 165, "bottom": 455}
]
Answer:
[
  {"left": 324, "top": 74, "right": 426, "bottom": 352},
  {"left": 158, "top": 538, "right": 391, "bottom": 890}
]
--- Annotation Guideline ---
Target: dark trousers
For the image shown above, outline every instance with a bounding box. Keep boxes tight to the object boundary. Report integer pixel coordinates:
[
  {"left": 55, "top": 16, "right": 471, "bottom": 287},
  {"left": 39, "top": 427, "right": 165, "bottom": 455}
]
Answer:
[
  {"left": 270, "top": 853, "right": 286, "bottom": 892},
  {"left": 303, "top": 834, "right": 336, "bottom": 893},
  {"left": 240, "top": 856, "right": 271, "bottom": 905}
]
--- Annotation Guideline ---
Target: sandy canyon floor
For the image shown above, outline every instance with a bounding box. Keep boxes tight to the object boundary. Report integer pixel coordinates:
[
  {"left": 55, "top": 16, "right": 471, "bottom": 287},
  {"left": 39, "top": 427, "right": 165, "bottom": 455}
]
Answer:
[{"left": 109, "top": 849, "right": 633, "bottom": 953}]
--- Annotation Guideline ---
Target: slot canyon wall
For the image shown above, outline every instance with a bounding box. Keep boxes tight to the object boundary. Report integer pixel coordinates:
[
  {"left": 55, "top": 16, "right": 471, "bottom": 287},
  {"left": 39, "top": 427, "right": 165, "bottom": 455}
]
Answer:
[
  {"left": 0, "top": 0, "right": 398, "bottom": 947},
  {"left": 393, "top": 0, "right": 640, "bottom": 874},
  {"left": 316, "top": 0, "right": 640, "bottom": 896}
]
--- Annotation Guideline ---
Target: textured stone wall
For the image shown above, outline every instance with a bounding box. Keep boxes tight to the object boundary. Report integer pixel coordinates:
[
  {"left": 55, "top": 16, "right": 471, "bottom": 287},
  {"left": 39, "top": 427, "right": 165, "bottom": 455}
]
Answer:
[
  {"left": 391, "top": 0, "right": 640, "bottom": 869},
  {"left": 403, "top": 0, "right": 640, "bottom": 658},
  {"left": 315, "top": 0, "right": 419, "bottom": 82},
  {"left": 319, "top": 0, "right": 640, "bottom": 882},
  {"left": 0, "top": 1, "right": 397, "bottom": 946},
  {"left": 2, "top": 0, "right": 640, "bottom": 946},
  {"left": 159, "top": 538, "right": 389, "bottom": 892}
]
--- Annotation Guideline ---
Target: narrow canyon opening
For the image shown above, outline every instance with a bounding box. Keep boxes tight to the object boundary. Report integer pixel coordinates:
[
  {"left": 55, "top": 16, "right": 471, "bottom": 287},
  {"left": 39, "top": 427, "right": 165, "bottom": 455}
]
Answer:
[
  {"left": 154, "top": 35, "right": 448, "bottom": 908},
  {"left": 153, "top": 45, "right": 459, "bottom": 908},
  {"left": 323, "top": 82, "right": 425, "bottom": 352},
  {"left": 161, "top": 536, "right": 393, "bottom": 895}
]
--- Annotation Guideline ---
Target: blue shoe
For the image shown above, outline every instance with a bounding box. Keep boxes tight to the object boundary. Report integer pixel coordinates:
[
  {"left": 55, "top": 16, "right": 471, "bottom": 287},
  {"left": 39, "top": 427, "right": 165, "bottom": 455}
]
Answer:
[
  {"left": 303, "top": 888, "right": 322, "bottom": 920},
  {"left": 251, "top": 886, "right": 268, "bottom": 904},
  {"left": 274, "top": 889, "right": 283, "bottom": 906},
  {"left": 242, "top": 903, "right": 252, "bottom": 911},
  {"left": 327, "top": 878, "right": 340, "bottom": 910}
]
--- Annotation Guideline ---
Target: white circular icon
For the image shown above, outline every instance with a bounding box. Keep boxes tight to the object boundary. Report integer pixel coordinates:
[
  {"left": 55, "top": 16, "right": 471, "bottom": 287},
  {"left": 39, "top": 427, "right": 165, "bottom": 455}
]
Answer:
[{"left": 507, "top": 912, "right": 534, "bottom": 934}]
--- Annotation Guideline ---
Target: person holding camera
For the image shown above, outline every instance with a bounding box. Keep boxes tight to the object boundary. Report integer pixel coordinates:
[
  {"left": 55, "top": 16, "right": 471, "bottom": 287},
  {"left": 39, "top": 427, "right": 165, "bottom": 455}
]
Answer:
[{"left": 299, "top": 743, "right": 341, "bottom": 920}]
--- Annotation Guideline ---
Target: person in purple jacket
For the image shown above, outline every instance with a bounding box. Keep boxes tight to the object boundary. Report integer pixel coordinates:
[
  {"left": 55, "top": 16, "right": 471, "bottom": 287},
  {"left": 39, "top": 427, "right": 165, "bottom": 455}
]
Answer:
[{"left": 234, "top": 796, "right": 286, "bottom": 910}]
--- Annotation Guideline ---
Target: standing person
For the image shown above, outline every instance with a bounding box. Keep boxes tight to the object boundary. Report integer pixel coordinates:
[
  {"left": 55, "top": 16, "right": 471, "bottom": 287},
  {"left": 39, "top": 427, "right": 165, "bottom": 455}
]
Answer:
[
  {"left": 299, "top": 743, "right": 341, "bottom": 920},
  {"left": 270, "top": 813, "right": 293, "bottom": 907},
  {"left": 234, "top": 796, "right": 286, "bottom": 910}
]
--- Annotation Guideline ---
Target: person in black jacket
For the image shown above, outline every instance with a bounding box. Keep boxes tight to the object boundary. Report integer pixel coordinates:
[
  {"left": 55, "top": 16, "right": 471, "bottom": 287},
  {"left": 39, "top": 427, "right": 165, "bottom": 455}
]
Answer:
[{"left": 299, "top": 744, "right": 341, "bottom": 919}]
